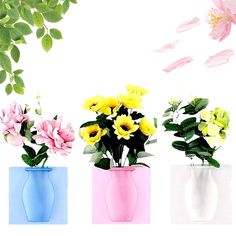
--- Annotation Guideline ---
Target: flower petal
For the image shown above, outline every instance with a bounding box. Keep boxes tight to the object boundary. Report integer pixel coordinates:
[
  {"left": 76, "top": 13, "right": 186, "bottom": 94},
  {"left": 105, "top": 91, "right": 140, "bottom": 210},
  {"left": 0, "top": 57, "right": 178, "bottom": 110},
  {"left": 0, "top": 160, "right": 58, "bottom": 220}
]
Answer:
[
  {"left": 163, "top": 57, "right": 193, "bottom": 73},
  {"left": 205, "top": 49, "right": 234, "bottom": 67},
  {"left": 176, "top": 17, "right": 200, "bottom": 33},
  {"left": 213, "top": 0, "right": 226, "bottom": 11},
  {"left": 156, "top": 40, "right": 179, "bottom": 53}
]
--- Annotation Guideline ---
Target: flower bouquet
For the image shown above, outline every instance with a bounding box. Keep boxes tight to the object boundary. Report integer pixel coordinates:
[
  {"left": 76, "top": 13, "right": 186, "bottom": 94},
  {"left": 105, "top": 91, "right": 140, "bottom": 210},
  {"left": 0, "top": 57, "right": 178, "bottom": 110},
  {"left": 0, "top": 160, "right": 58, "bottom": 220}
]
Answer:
[
  {"left": 0, "top": 100, "right": 75, "bottom": 222},
  {"left": 80, "top": 85, "right": 157, "bottom": 170},
  {"left": 80, "top": 85, "right": 157, "bottom": 222},
  {"left": 162, "top": 97, "right": 230, "bottom": 167}
]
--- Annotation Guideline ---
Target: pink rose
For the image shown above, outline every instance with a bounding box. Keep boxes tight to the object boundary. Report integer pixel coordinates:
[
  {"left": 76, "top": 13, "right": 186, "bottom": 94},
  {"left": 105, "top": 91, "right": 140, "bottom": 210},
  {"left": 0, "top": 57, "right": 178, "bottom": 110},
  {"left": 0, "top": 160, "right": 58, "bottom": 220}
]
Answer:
[
  {"left": 33, "top": 117, "right": 75, "bottom": 156},
  {"left": 0, "top": 102, "right": 29, "bottom": 146}
]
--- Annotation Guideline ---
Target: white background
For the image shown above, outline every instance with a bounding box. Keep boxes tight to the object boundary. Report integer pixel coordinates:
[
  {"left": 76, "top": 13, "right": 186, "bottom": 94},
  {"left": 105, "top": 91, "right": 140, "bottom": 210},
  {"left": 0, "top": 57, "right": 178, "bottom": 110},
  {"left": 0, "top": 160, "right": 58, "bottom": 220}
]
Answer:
[{"left": 0, "top": 0, "right": 235, "bottom": 235}]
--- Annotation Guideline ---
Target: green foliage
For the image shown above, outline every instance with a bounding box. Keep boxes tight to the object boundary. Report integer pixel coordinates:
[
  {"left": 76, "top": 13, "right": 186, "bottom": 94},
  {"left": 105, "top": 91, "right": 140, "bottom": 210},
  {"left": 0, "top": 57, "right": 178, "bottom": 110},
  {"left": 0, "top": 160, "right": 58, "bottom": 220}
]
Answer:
[
  {"left": 163, "top": 98, "right": 221, "bottom": 168},
  {"left": 0, "top": 0, "right": 77, "bottom": 95}
]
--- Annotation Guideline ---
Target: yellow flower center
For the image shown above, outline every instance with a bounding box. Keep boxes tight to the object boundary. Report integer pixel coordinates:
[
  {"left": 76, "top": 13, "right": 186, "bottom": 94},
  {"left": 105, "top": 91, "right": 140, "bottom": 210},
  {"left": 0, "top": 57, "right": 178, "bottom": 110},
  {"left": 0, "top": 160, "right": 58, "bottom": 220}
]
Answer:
[
  {"left": 208, "top": 11, "right": 228, "bottom": 28},
  {"left": 89, "top": 131, "right": 98, "bottom": 137},
  {"left": 121, "top": 124, "right": 130, "bottom": 131}
]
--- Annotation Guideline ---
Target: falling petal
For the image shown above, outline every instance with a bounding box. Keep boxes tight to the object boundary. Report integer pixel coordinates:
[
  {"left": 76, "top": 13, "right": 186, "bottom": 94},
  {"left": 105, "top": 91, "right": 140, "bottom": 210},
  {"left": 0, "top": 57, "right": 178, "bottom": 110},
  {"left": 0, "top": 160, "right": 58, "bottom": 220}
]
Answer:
[
  {"left": 156, "top": 40, "right": 179, "bottom": 53},
  {"left": 163, "top": 57, "right": 193, "bottom": 73},
  {"left": 205, "top": 49, "right": 234, "bottom": 67},
  {"left": 176, "top": 17, "right": 200, "bottom": 33}
]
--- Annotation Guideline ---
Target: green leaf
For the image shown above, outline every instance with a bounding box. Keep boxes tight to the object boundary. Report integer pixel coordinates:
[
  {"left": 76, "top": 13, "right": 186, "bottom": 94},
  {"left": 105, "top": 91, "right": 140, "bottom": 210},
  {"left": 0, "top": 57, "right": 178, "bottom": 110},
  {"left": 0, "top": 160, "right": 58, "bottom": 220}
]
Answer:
[
  {"left": 0, "top": 25, "right": 11, "bottom": 45},
  {"left": 22, "top": 154, "right": 35, "bottom": 167},
  {"left": 41, "top": 34, "right": 53, "bottom": 52},
  {"left": 34, "top": 152, "right": 48, "bottom": 166},
  {"left": 48, "top": 0, "right": 58, "bottom": 8},
  {"left": 36, "top": 27, "right": 45, "bottom": 38},
  {"left": 164, "top": 123, "right": 181, "bottom": 132},
  {"left": 94, "top": 158, "right": 111, "bottom": 170},
  {"left": 80, "top": 121, "right": 98, "bottom": 128},
  {"left": 131, "top": 162, "right": 150, "bottom": 168},
  {"left": 96, "top": 113, "right": 107, "bottom": 129},
  {"left": 20, "top": 8, "right": 34, "bottom": 26},
  {"left": 14, "top": 22, "right": 32, "bottom": 35},
  {"left": 162, "top": 118, "right": 173, "bottom": 126},
  {"left": 33, "top": 12, "right": 44, "bottom": 28},
  {"left": 90, "top": 152, "right": 103, "bottom": 163},
  {"left": 37, "top": 145, "right": 49, "bottom": 155},
  {"left": 23, "top": 144, "right": 36, "bottom": 159},
  {"left": 70, "top": 0, "right": 77, "bottom": 3},
  {"left": 172, "top": 141, "right": 187, "bottom": 151},
  {"left": 7, "top": 7, "right": 19, "bottom": 19},
  {"left": 35, "top": 3, "right": 51, "bottom": 13},
  {"left": 185, "top": 129, "right": 195, "bottom": 141},
  {"left": 5, "top": 83, "right": 13, "bottom": 95},
  {"left": 127, "top": 149, "right": 136, "bottom": 165},
  {"left": 14, "top": 69, "right": 24, "bottom": 74},
  {"left": 137, "top": 151, "right": 154, "bottom": 158},
  {"left": 11, "top": 45, "right": 20, "bottom": 63},
  {"left": 195, "top": 98, "right": 209, "bottom": 112},
  {"left": 62, "top": 0, "right": 70, "bottom": 14},
  {"left": 146, "top": 138, "right": 157, "bottom": 145},
  {"left": 83, "top": 145, "right": 97, "bottom": 154},
  {"left": 0, "top": 53, "right": 12, "bottom": 73},
  {"left": 13, "top": 84, "right": 24, "bottom": 94},
  {"left": 197, "top": 151, "right": 212, "bottom": 158},
  {"left": 0, "top": 70, "right": 6, "bottom": 84},
  {"left": 14, "top": 75, "right": 25, "bottom": 87},
  {"left": 35, "top": 108, "right": 42, "bottom": 115},
  {"left": 50, "top": 28, "right": 63, "bottom": 39},
  {"left": 154, "top": 117, "right": 158, "bottom": 128},
  {"left": 181, "top": 117, "right": 196, "bottom": 127},
  {"left": 43, "top": 11, "right": 62, "bottom": 23},
  {"left": 207, "top": 158, "right": 220, "bottom": 168}
]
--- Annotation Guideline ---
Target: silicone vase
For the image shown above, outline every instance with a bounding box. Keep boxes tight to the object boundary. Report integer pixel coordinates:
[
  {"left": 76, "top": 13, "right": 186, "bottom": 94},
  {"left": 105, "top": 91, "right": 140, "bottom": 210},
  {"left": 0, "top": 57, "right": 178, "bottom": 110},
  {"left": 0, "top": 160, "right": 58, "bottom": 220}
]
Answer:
[
  {"left": 185, "top": 165, "right": 218, "bottom": 222},
  {"left": 23, "top": 168, "right": 55, "bottom": 222},
  {"left": 106, "top": 167, "right": 137, "bottom": 222}
]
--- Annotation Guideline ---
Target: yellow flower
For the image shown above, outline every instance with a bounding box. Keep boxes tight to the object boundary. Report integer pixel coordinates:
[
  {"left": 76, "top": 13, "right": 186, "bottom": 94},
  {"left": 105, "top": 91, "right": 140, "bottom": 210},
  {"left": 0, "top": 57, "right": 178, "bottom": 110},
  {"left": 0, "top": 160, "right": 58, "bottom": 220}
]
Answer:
[
  {"left": 113, "top": 115, "right": 139, "bottom": 140},
  {"left": 200, "top": 110, "right": 212, "bottom": 122},
  {"left": 83, "top": 96, "right": 104, "bottom": 112},
  {"left": 139, "top": 118, "right": 156, "bottom": 136},
  {"left": 99, "top": 97, "right": 121, "bottom": 117},
  {"left": 198, "top": 123, "right": 221, "bottom": 137},
  {"left": 80, "top": 124, "right": 107, "bottom": 145},
  {"left": 126, "top": 85, "right": 148, "bottom": 96},
  {"left": 208, "top": 136, "right": 224, "bottom": 148},
  {"left": 120, "top": 93, "right": 142, "bottom": 109}
]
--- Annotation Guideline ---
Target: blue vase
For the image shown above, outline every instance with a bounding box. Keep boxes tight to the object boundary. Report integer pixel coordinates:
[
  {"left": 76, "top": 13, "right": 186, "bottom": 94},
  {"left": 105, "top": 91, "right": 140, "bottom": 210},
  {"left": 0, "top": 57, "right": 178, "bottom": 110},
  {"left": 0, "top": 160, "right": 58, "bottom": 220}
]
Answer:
[{"left": 22, "top": 168, "right": 55, "bottom": 222}]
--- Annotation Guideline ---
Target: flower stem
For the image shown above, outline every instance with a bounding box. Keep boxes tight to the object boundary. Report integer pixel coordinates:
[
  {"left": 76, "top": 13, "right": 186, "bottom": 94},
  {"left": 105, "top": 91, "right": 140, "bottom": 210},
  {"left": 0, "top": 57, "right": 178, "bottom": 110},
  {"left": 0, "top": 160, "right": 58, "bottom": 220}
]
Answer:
[{"left": 42, "top": 157, "right": 48, "bottom": 168}]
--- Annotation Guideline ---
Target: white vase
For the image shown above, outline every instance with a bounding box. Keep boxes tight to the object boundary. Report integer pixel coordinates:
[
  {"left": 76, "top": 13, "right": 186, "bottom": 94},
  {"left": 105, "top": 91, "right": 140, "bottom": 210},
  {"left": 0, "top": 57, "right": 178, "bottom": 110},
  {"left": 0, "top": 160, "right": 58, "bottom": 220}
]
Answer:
[{"left": 185, "top": 165, "right": 218, "bottom": 222}]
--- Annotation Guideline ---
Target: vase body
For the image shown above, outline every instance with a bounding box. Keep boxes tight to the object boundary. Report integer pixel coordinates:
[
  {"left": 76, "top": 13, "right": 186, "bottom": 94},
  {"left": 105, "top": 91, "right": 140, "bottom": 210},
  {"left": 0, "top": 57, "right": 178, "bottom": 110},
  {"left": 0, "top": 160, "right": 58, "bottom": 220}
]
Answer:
[
  {"left": 106, "top": 167, "right": 137, "bottom": 221},
  {"left": 23, "top": 168, "right": 55, "bottom": 222},
  {"left": 185, "top": 165, "right": 218, "bottom": 222}
]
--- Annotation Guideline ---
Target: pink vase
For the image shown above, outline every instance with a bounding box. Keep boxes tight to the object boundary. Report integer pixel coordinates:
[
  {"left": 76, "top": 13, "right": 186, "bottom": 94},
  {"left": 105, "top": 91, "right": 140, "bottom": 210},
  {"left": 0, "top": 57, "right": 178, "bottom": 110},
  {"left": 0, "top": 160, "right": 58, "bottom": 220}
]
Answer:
[{"left": 106, "top": 167, "right": 137, "bottom": 222}]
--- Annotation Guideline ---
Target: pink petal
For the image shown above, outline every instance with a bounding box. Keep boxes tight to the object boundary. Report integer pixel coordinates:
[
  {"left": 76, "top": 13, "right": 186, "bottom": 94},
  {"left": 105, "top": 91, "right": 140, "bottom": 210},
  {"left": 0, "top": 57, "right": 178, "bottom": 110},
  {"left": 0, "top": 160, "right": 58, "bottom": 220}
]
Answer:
[
  {"left": 205, "top": 49, "right": 234, "bottom": 67},
  {"left": 156, "top": 40, "right": 179, "bottom": 53},
  {"left": 176, "top": 17, "right": 200, "bottom": 33},
  {"left": 163, "top": 57, "right": 193, "bottom": 73},
  {"left": 213, "top": 0, "right": 226, "bottom": 11},
  {"left": 7, "top": 134, "right": 26, "bottom": 146}
]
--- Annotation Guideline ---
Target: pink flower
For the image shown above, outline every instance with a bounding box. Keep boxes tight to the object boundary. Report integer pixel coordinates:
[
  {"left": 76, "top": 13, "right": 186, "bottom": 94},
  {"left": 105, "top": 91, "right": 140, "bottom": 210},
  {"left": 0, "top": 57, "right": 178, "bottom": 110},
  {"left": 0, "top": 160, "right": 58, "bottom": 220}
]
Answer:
[
  {"left": 0, "top": 102, "right": 29, "bottom": 146},
  {"left": 156, "top": 40, "right": 179, "bottom": 53},
  {"left": 33, "top": 118, "right": 75, "bottom": 156},
  {"left": 207, "top": 0, "right": 236, "bottom": 41}
]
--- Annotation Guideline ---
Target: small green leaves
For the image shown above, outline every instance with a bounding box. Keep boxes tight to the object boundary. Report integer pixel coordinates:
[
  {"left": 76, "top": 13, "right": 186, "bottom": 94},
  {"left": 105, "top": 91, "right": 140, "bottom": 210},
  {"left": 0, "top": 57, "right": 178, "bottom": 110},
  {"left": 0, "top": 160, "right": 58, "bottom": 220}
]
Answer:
[
  {"left": 172, "top": 141, "right": 187, "bottom": 151},
  {"left": 0, "top": 25, "right": 11, "bottom": 45},
  {"left": 36, "top": 27, "right": 45, "bottom": 38},
  {"left": 13, "top": 84, "right": 24, "bottom": 94},
  {"left": 94, "top": 158, "right": 111, "bottom": 170},
  {"left": 43, "top": 11, "right": 62, "bottom": 23},
  {"left": 35, "top": 108, "right": 42, "bottom": 115},
  {"left": 207, "top": 158, "right": 220, "bottom": 168},
  {"left": 50, "top": 28, "right": 62, "bottom": 39},
  {"left": 83, "top": 145, "right": 97, "bottom": 154},
  {"left": 5, "top": 84, "right": 13, "bottom": 95},
  {"left": 41, "top": 34, "right": 53, "bottom": 52},
  {"left": 11, "top": 45, "right": 20, "bottom": 63},
  {"left": 14, "top": 22, "right": 32, "bottom": 35},
  {"left": 33, "top": 12, "right": 44, "bottom": 28},
  {"left": 0, "top": 70, "right": 7, "bottom": 84},
  {"left": 0, "top": 53, "right": 12, "bottom": 73}
]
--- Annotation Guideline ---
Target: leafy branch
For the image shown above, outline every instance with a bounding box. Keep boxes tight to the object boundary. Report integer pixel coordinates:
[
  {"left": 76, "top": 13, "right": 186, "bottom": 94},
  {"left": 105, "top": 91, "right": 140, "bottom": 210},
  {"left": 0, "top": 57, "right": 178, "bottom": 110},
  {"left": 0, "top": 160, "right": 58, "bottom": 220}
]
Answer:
[
  {"left": 162, "top": 98, "right": 220, "bottom": 168},
  {"left": 0, "top": 0, "right": 77, "bottom": 95}
]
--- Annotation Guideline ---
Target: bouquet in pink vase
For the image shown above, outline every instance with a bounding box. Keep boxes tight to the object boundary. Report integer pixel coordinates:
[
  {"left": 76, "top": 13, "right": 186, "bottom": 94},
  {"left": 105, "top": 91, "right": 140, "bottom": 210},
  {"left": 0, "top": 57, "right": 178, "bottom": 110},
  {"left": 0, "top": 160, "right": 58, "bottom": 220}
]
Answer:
[{"left": 0, "top": 101, "right": 75, "bottom": 167}]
